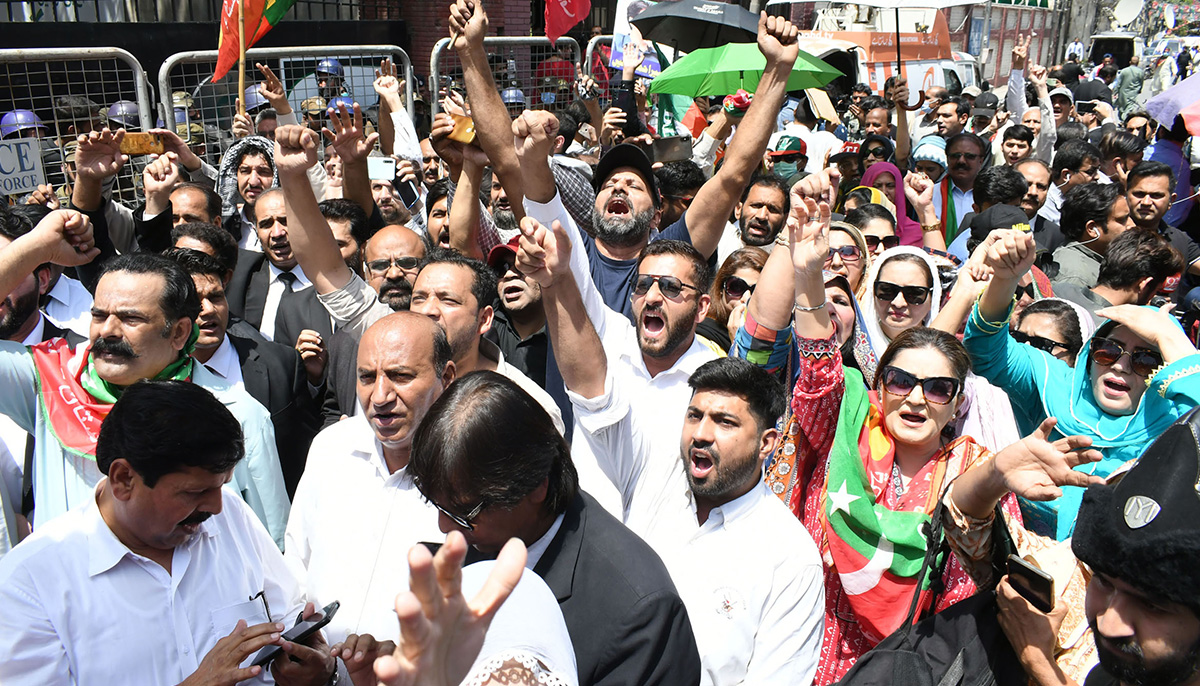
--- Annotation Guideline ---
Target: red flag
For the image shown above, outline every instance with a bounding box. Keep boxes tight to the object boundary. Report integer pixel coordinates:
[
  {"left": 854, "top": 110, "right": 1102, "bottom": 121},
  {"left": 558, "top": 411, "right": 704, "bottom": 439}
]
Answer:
[
  {"left": 214, "top": 0, "right": 265, "bottom": 82},
  {"left": 545, "top": 0, "right": 590, "bottom": 43}
]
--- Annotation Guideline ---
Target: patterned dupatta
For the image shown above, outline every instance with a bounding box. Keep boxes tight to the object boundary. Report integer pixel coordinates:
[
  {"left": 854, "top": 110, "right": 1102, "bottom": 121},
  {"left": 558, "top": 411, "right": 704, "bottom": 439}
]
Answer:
[{"left": 773, "top": 366, "right": 989, "bottom": 643}]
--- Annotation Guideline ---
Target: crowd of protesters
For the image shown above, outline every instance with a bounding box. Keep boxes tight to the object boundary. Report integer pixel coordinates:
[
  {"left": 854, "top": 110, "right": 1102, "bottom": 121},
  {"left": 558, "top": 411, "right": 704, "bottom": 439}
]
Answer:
[{"left": 0, "top": 2, "right": 1199, "bottom": 685}]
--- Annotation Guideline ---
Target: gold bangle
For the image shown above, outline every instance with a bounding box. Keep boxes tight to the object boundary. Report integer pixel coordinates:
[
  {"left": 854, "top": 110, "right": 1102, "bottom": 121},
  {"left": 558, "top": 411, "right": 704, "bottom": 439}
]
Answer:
[{"left": 921, "top": 223, "right": 941, "bottom": 233}]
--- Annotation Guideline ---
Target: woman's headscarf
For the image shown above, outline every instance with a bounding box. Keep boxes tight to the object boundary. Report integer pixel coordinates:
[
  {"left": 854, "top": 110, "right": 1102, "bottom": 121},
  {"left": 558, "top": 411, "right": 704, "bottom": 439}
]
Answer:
[
  {"left": 824, "top": 270, "right": 878, "bottom": 383},
  {"left": 857, "top": 247, "right": 944, "bottom": 359},
  {"left": 1042, "top": 296, "right": 1099, "bottom": 342},
  {"left": 1017, "top": 311, "right": 1199, "bottom": 538},
  {"left": 856, "top": 134, "right": 895, "bottom": 170},
  {"left": 861, "top": 161, "right": 922, "bottom": 246}
]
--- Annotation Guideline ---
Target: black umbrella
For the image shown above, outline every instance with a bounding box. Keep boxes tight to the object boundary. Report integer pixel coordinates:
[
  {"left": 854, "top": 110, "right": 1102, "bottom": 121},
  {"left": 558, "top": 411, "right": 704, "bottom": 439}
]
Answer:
[{"left": 630, "top": 0, "right": 759, "bottom": 54}]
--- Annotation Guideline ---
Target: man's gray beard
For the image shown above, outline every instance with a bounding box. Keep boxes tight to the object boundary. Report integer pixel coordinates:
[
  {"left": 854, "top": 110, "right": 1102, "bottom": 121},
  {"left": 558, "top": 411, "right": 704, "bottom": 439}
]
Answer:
[
  {"left": 591, "top": 206, "right": 655, "bottom": 249},
  {"left": 493, "top": 208, "right": 518, "bottom": 234}
]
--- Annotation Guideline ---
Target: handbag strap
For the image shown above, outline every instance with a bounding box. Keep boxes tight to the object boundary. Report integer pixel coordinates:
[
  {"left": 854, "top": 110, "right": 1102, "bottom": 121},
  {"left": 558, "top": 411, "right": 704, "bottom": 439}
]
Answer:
[{"left": 897, "top": 494, "right": 950, "bottom": 638}]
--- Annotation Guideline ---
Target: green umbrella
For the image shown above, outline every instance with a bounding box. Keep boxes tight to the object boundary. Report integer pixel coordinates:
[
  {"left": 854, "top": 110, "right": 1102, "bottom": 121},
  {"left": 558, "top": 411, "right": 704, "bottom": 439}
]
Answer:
[{"left": 647, "top": 43, "right": 841, "bottom": 97}]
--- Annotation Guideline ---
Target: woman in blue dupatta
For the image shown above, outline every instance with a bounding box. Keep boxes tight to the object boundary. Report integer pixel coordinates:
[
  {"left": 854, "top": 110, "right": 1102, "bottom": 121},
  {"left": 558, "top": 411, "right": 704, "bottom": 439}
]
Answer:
[{"left": 964, "top": 230, "right": 1200, "bottom": 540}]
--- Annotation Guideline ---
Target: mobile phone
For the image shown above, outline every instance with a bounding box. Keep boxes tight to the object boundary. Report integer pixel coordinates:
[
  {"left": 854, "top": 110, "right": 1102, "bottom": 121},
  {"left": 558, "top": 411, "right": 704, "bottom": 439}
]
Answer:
[
  {"left": 448, "top": 113, "right": 478, "bottom": 145},
  {"left": 397, "top": 178, "right": 421, "bottom": 208},
  {"left": 119, "top": 132, "right": 164, "bottom": 156},
  {"left": 1007, "top": 555, "right": 1054, "bottom": 613},
  {"left": 250, "top": 600, "right": 340, "bottom": 667},
  {"left": 641, "top": 136, "right": 693, "bottom": 164},
  {"left": 367, "top": 156, "right": 397, "bottom": 182}
]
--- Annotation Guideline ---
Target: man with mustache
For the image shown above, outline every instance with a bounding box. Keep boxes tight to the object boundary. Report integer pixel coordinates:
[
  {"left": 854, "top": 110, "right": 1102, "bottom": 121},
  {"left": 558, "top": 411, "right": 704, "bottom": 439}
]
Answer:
[
  {"left": 515, "top": 109, "right": 721, "bottom": 514},
  {"left": 519, "top": 213, "right": 823, "bottom": 683},
  {"left": 0, "top": 381, "right": 337, "bottom": 686},
  {"left": 936, "top": 133, "right": 988, "bottom": 242},
  {"left": 717, "top": 174, "right": 791, "bottom": 263},
  {"left": 0, "top": 212, "right": 289, "bottom": 545}
]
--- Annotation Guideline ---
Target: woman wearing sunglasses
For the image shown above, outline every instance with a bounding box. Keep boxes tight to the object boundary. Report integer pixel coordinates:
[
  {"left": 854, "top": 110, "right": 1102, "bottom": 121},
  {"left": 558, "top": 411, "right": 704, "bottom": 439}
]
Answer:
[
  {"left": 855, "top": 134, "right": 894, "bottom": 173},
  {"left": 826, "top": 222, "right": 870, "bottom": 297},
  {"left": 697, "top": 247, "right": 768, "bottom": 352},
  {"left": 1010, "top": 298, "right": 1094, "bottom": 366},
  {"left": 965, "top": 230, "right": 1200, "bottom": 540},
  {"left": 736, "top": 194, "right": 1023, "bottom": 685}
]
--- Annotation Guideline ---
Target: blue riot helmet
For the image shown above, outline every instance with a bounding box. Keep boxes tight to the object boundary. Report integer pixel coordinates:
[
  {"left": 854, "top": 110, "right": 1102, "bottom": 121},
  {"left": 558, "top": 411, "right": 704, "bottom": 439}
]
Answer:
[
  {"left": 1, "top": 109, "right": 47, "bottom": 139},
  {"left": 106, "top": 100, "right": 141, "bottom": 129}
]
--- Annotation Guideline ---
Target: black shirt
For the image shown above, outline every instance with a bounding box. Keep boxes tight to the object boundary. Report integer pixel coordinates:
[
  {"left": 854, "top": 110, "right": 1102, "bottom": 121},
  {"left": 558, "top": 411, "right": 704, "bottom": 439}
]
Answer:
[{"left": 486, "top": 308, "right": 549, "bottom": 388}]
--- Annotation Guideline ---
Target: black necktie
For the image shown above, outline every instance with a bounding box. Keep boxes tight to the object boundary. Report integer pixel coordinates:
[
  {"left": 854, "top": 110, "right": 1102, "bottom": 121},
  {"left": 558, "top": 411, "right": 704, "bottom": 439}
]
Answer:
[{"left": 278, "top": 270, "right": 297, "bottom": 298}]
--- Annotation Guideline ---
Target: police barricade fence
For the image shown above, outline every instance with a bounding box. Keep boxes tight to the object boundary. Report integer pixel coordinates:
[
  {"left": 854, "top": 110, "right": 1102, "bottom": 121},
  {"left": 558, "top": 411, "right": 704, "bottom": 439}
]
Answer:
[
  {"left": 0, "top": 47, "right": 153, "bottom": 208},
  {"left": 430, "top": 36, "right": 582, "bottom": 118},
  {"left": 158, "top": 45, "right": 416, "bottom": 171}
]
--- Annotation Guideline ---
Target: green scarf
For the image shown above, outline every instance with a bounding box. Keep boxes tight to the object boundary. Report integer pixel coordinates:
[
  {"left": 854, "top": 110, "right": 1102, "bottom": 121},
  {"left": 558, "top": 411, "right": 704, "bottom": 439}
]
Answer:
[{"left": 80, "top": 323, "right": 200, "bottom": 403}]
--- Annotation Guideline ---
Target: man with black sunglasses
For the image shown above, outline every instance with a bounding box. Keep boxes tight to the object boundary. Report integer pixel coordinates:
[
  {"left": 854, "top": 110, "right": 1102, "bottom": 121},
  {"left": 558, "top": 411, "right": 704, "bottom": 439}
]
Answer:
[{"left": 937, "top": 133, "right": 988, "bottom": 241}]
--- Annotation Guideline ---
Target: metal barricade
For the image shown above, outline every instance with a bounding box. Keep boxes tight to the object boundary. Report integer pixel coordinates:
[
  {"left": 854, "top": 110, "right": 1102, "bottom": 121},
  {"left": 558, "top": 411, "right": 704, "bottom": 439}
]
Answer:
[
  {"left": 0, "top": 47, "right": 153, "bottom": 207},
  {"left": 430, "top": 36, "right": 582, "bottom": 117},
  {"left": 158, "top": 45, "right": 416, "bottom": 170},
  {"left": 584, "top": 34, "right": 617, "bottom": 102}
]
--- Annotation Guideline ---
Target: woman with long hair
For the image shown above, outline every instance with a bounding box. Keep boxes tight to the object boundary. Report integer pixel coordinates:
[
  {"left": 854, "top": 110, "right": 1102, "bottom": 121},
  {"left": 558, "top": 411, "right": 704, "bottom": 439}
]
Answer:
[
  {"left": 734, "top": 194, "right": 1029, "bottom": 684},
  {"left": 698, "top": 247, "right": 769, "bottom": 352}
]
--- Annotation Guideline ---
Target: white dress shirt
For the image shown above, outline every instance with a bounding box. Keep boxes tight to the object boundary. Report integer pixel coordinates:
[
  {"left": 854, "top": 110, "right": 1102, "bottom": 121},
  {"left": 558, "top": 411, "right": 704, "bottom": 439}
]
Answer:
[
  {"left": 523, "top": 192, "right": 722, "bottom": 518},
  {"left": 238, "top": 206, "right": 262, "bottom": 252},
  {"left": 284, "top": 413, "right": 444, "bottom": 645},
  {"left": 1039, "top": 183, "right": 1064, "bottom": 224},
  {"left": 570, "top": 375, "right": 825, "bottom": 686},
  {"left": 0, "top": 486, "right": 302, "bottom": 686},
  {"left": 260, "top": 264, "right": 313, "bottom": 341},
  {"left": 199, "top": 334, "right": 244, "bottom": 389},
  {"left": 42, "top": 275, "right": 92, "bottom": 338}
]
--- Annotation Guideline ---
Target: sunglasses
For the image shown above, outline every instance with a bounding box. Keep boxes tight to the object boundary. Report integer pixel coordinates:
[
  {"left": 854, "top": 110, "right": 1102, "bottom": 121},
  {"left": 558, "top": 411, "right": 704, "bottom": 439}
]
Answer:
[
  {"left": 632, "top": 274, "right": 701, "bottom": 300},
  {"left": 864, "top": 146, "right": 888, "bottom": 158},
  {"left": 880, "top": 366, "right": 961, "bottom": 405},
  {"left": 948, "top": 152, "right": 981, "bottom": 161},
  {"left": 874, "top": 281, "right": 933, "bottom": 306},
  {"left": 826, "top": 245, "right": 863, "bottom": 263},
  {"left": 432, "top": 499, "right": 486, "bottom": 531},
  {"left": 722, "top": 276, "right": 756, "bottom": 300},
  {"left": 1089, "top": 336, "right": 1163, "bottom": 377},
  {"left": 1015, "top": 283, "right": 1037, "bottom": 300},
  {"left": 1011, "top": 330, "right": 1068, "bottom": 355},
  {"left": 366, "top": 256, "right": 421, "bottom": 274},
  {"left": 864, "top": 235, "right": 900, "bottom": 252}
]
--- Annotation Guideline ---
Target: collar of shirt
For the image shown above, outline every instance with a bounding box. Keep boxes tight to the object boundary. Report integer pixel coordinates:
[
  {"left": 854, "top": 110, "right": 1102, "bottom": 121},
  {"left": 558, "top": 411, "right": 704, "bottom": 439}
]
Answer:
[
  {"left": 619, "top": 333, "right": 720, "bottom": 382},
  {"left": 20, "top": 314, "right": 45, "bottom": 345},
  {"left": 47, "top": 274, "right": 87, "bottom": 308},
  {"left": 695, "top": 478, "right": 769, "bottom": 535},
  {"left": 345, "top": 413, "right": 415, "bottom": 485},
  {"left": 268, "top": 263, "right": 313, "bottom": 290},
  {"left": 1065, "top": 241, "right": 1103, "bottom": 262},
  {"left": 86, "top": 480, "right": 216, "bottom": 577},
  {"left": 201, "top": 335, "right": 240, "bottom": 381},
  {"left": 493, "top": 308, "right": 546, "bottom": 344},
  {"left": 524, "top": 513, "right": 565, "bottom": 569}
]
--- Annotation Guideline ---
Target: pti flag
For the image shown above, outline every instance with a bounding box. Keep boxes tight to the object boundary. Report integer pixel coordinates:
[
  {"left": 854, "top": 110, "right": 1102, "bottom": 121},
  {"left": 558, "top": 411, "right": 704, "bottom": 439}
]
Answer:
[
  {"left": 545, "top": 0, "right": 590, "bottom": 43},
  {"left": 213, "top": 0, "right": 297, "bottom": 82}
]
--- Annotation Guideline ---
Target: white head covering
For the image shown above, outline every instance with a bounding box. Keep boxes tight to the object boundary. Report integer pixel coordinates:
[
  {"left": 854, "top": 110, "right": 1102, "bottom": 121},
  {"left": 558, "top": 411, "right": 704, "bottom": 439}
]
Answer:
[
  {"left": 858, "top": 246, "right": 944, "bottom": 357},
  {"left": 1040, "top": 296, "right": 1099, "bottom": 343},
  {"left": 460, "top": 562, "right": 578, "bottom": 686}
]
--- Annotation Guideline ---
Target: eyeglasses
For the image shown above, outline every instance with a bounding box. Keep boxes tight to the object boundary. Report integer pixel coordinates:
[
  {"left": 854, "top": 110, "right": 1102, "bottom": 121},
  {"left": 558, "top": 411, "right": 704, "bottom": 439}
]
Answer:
[
  {"left": 864, "top": 146, "right": 888, "bottom": 158},
  {"left": 826, "top": 245, "right": 863, "bottom": 263},
  {"left": 948, "top": 152, "right": 981, "bottom": 161},
  {"left": 874, "top": 281, "right": 933, "bottom": 306},
  {"left": 632, "top": 274, "right": 701, "bottom": 300},
  {"left": 366, "top": 256, "right": 421, "bottom": 274},
  {"left": 1089, "top": 336, "right": 1163, "bottom": 377},
  {"left": 880, "top": 366, "right": 961, "bottom": 405},
  {"left": 864, "top": 235, "right": 900, "bottom": 252},
  {"left": 1011, "top": 330, "right": 1069, "bottom": 355},
  {"left": 1016, "top": 283, "right": 1036, "bottom": 300},
  {"left": 722, "top": 276, "right": 756, "bottom": 300},
  {"left": 432, "top": 499, "right": 486, "bottom": 531}
]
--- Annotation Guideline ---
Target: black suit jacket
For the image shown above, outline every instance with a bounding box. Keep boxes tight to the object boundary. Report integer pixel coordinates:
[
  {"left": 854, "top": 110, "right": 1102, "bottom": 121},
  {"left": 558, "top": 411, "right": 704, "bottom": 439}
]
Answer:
[
  {"left": 226, "top": 322, "right": 321, "bottom": 498},
  {"left": 320, "top": 328, "right": 359, "bottom": 427},
  {"left": 227, "top": 252, "right": 333, "bottom": 347},
  {"left": 533, "top": 493, "right": 701, "bottom": 686}
]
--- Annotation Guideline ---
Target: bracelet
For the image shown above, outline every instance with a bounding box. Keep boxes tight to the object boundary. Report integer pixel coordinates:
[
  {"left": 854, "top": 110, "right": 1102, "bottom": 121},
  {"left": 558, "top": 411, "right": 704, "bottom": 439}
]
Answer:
[
  {"left": 794, "top": 299, "right": 827, "bottom": 312},
  {"left": 921, "top": 223, "right": 941, "bottom": 233}
]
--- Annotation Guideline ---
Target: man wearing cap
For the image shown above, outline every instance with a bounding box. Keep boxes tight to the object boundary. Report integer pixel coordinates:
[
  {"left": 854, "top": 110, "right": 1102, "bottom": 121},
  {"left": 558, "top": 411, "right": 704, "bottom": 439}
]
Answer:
[
  {"left": 773, "top": 94, "right": 840, "bottom": 175},
  {"left": 767, "top": 135, "right": 807, "bottom": 183},
  {"left": 1050, "top": 86, "right": 1077, "bottom": 130},
  {"left": 485, "top": 236, "right": 549, "bottom": 388},
  {"left": 961, "top": 85, "right": 982, "bottom": 108},
  {"left": 830, "top": 141, "right": 863, "bottom": 194},
  {"left": 970, "top": 92, "right": 1001, "bottom": 140}
]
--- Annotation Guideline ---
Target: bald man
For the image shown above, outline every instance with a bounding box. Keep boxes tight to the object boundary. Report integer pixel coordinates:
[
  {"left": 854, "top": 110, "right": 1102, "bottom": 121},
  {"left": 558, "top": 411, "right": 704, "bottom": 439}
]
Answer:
[{"left": 285, "top": 312, "right": 456, "bottom": 651}]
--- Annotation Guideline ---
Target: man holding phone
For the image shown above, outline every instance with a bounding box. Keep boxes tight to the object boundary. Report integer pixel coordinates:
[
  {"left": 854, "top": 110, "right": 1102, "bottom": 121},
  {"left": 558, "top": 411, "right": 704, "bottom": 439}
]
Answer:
[{"left": 0, "top": 381, "right": 337, "bottom": 686}]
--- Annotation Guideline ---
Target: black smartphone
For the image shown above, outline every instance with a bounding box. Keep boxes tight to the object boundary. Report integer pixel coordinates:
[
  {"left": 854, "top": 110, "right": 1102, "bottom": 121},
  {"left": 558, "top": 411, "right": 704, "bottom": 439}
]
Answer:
[
  {"left": 396, "top": 178, "right": 421, "bottom": 209},
  {"left": 1007, "top": 555, "right": 1054, "bottom": 613},
  {"left": 637, "top": 136, "right": 693, "bottom": 164},
  {"left": 250, "top": 600, "right": 340, "bottom": 667}
]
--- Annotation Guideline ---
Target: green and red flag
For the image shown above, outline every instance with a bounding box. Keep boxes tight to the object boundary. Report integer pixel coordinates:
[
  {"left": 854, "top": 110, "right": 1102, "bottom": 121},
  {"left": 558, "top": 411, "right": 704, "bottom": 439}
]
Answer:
[
  {"left": 822, "top": 370, "right": 943, "bottom": 643},
  {"left": 214, "top": 0, "right": 298, "bottom": 82}
]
